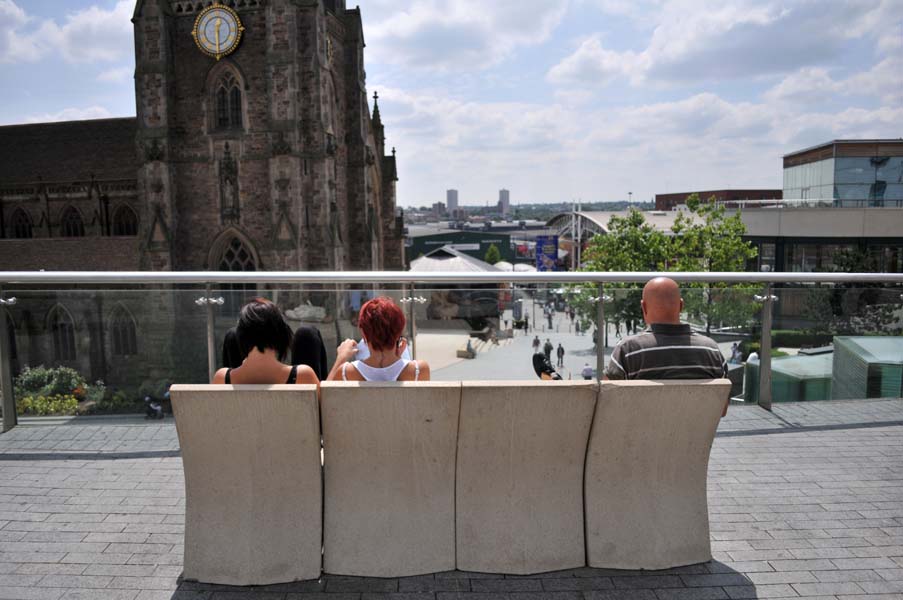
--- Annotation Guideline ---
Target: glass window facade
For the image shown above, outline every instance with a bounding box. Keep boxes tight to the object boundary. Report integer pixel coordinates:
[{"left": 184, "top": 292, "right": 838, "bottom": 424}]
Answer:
[
  {"left": 783, "top": 158, "right": 834, "bottom": 201},
  {"left": 784, "top": 154, "right": 903, "bottom": 207},
  {"left": 785, "top": 243, "right": 856, "bottom": 272}
]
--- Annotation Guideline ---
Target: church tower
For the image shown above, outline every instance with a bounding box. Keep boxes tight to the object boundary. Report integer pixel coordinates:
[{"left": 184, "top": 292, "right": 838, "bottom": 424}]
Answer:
[{"left": 132, "top": 0, "right": 403, "bottom": 274}]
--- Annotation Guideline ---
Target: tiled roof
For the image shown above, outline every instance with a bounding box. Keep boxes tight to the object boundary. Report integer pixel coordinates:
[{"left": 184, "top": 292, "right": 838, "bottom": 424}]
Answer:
[{"left": 0, "top": 117, "right": 138, "bottom": 185}]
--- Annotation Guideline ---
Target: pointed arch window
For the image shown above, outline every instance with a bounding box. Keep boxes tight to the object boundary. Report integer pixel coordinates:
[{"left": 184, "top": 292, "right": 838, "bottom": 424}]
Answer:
[
  {"left": 112, "top": 205, "right": 139, "bottom": 237},
  {"left": 60, "top": 207, "right": 85, "bottom": 238},
  {"left": 218, "top": 236, "right": 257, "bottom": 315},
  {"left": 11, "top": 208, "right": 33, "bottom": 239},
  {"left": 110, "top": 306, "right": 138, "bottom": 357},
  {"left": 48, "top": 306, "right": 76, "bottom": 362},
  {"left": 215, "top": 73, "right": 243, "bottom": 130}
]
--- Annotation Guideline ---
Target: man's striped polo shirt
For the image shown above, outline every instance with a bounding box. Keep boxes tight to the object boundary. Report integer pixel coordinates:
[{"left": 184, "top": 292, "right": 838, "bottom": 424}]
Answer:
[{"left": 603, "top": 323, "right": 727, "bottom": 380}]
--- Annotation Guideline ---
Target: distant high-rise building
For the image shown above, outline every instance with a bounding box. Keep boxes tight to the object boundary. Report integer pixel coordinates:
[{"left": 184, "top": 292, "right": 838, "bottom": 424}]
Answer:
[
  {"left": 447, "top": 189, "right": 459, "bottom": 213},
  {"left": 499, "top": 189, "right": 510, "bottom": 216}
]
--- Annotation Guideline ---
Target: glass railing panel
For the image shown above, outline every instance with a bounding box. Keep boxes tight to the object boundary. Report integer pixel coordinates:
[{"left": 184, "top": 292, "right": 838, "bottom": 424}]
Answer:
[
  {"left": 2, "top": 287, "right": 209, "bottom": 418},
  {"left": 745, "top": 284, "right": 903, "bottom": 403},
  {"left": 413, "top": 282, "right": 600, "bottom": 381}
]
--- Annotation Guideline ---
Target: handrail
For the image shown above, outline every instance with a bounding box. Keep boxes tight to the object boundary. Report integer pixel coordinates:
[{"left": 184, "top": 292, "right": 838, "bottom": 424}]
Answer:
[{"left": 0, "top": 271, "right": 902, "bottom": 285}]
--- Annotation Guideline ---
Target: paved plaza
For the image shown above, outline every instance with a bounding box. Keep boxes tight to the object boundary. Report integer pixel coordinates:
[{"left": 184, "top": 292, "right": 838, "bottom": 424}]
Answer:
[{"left": 0, "top": 398, "right": 901, "bottom": 600}]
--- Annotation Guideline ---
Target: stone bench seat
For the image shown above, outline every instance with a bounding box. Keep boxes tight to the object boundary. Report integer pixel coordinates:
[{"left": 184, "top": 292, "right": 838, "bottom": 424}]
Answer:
[{"left": 171, "top": 379, "right": 729, "bottom": 585}]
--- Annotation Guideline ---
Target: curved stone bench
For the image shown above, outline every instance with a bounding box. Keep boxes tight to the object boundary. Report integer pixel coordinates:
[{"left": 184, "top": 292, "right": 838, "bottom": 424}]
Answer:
[
  {"left": 321, "top": 382, "right": 460, "bottom": 577},
  {"left": 455, "top": 381, "right": 598, "bottom": 574},
  {"left": 170, "top": 385, "right": 322, "bottom": 586},
  {"left": 585, "top": 379, "right": 730, "bottom": 570}
]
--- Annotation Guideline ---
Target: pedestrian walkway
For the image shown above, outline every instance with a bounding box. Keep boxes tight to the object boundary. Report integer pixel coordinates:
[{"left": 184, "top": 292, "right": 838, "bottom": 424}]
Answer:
[{"left": 0, "top": 399, "right": 901, "bottom": 599}]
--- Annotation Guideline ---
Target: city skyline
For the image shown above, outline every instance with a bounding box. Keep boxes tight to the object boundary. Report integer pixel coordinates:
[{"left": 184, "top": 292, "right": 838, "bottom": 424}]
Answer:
[{"left": 0, "top": 0, "right": 900, "bottom": 207}]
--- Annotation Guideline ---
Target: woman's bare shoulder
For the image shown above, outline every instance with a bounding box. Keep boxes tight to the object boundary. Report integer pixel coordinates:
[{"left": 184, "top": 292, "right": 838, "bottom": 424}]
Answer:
[
  {"left": 212, "top": 368, "right": 229, "bottom": 384},
  {"left": 294, "top": 364, "right": 320, "bottom": 385}
]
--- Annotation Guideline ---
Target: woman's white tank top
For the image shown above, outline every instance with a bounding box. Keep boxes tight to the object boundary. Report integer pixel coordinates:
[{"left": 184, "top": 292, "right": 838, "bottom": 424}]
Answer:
[{"left": 342, "top": 358, "right": 420, "bottom": 382}]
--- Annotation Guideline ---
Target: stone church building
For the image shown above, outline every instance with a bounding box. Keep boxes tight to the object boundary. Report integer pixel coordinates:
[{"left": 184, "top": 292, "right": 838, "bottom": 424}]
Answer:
[{"left": 0, "top": 0, "right": 403, "bottom": 394}]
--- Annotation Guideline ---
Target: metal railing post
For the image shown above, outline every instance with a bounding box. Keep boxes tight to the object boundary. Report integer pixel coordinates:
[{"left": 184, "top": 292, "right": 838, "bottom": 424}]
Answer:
[
  {"left": 756, "top": 286, "right": 777, "bottom": 411},
  {"left": 205, "top": 286, "right": 217, "bottom": 383},
  {"left": 409, "top": 287, "right": 418, "bottom": 360},
  {"left": 596, "top": 284, "right": 605, "bottom": 380},
  {"left": 0, "top": 289, "right": 17, "bottom": 432}
]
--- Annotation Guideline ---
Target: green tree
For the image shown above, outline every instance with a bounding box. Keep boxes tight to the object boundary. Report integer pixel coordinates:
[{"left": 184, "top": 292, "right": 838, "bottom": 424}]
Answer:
[
  {"left": 670, "top": 194, "right": 760, "bottom": 333},
  {"left": 572, "top": 209, "right": 671, "bottom": 335},
  {"left": 484, "top": 244, "right": 502, "bottom": 265},
  {"left": 574, "top": 198, "right": 760, "bottom": 337}
]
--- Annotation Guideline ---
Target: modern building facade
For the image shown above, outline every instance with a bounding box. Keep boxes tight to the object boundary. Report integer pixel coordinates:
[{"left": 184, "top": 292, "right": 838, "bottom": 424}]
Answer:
[
  {"left": 499, "top": 189, "right": 510, "bottom": 216},
  {"left": 783, "top": 140, "right": 903, "bottom": 207},
  {"left": 655, "top": 189, "right": 782, "bottom": 211},
  {"left": 447, "top": 189, "right": 459, "bottom": 213}
]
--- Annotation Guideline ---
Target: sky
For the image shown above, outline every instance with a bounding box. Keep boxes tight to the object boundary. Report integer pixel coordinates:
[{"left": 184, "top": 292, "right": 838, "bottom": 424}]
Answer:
[{"left": 0, "top": 0, "right": 901, "bottom": 207}]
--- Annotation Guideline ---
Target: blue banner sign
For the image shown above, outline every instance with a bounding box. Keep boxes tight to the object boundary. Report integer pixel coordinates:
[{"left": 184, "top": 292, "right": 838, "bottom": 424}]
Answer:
[{"left": 536, "top": 235, "right": 559, "bottom": 272}]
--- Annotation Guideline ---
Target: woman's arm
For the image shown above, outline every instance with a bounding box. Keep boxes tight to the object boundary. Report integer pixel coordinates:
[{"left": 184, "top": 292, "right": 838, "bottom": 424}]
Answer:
[
  {"left": 416, "top": 361, "right": 431, "bottom": 381},
  {"left": 326, "top": 339, "right": 359, "bottom": 381}
]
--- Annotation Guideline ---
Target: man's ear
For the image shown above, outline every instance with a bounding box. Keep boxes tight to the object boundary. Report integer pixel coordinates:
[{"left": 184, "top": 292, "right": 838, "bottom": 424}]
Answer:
[
  {"left": 641, "top": 299, "right": 647, "bottom": 318},
  {"left": 680, "top": 298, "right": 685, "bottom": 312}
]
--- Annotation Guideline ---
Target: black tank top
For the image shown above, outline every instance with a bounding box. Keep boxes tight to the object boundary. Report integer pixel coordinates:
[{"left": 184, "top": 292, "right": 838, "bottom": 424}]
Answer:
[{"left": 225, "top": 365, "right": 298, "bottom": 384}]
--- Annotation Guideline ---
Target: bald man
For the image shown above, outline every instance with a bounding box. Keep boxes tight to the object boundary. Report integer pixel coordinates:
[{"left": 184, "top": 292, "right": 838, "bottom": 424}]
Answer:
[{"left": 603, "top": 277, "right": 727, "bottom": 382}]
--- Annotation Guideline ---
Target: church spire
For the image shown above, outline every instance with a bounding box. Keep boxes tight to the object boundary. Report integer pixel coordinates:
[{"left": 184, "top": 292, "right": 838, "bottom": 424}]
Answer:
[
  {"left": 372, "top": 91, "right": 382, "bottom": 127},
  {"left": 372, "top": 90, "right": 385, "bottom": 157}
]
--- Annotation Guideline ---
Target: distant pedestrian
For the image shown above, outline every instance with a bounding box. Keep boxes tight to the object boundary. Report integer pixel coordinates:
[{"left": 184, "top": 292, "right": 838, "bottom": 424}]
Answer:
[
  {"left": 581, "top": 363, "right": 594, "bottom": 380},
  {"left": 547, "top": 312, "right": 553, "bottom": 329},
  {"left": 543, "top": 339, "right": 553, "bottom": 360},
  {"left": 524, "top": 315, "right": 530, "bottom": 333},
  {"left": 730, "top": 342, "right": 742, "bottom": 364},
  {"left": 532, "top": 335, "right": 541, "bottom": 352},
  {"left": 556, "top": 343, "right": 565, "bottom": 367}
]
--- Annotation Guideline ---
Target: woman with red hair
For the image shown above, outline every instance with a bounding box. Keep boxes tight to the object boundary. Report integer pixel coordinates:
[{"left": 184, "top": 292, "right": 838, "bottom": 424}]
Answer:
[{"left": 327, "top": 296, "right": 431, "bottom": 382}]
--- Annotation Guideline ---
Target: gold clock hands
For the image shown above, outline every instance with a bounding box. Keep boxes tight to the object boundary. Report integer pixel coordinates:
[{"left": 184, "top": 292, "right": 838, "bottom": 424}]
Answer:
[{"left": 215, "top": 17, "right": 222, "bottom": 54}]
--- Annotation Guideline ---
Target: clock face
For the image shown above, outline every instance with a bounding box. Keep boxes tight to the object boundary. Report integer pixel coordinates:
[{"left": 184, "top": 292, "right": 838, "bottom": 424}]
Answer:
[{"left": 192, "top": 4, "right": 244, "bottom": 60}]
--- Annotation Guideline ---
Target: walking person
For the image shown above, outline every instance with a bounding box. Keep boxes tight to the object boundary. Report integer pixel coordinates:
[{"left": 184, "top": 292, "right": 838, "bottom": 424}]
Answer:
[
  {"left": 532, "top": 335, "right": 541, "bottom": 352},
  {"left": 543, "top": 338, "right": 554, "bottom": 361},
  {"left": 556, "top": 343, "right": 565, "bottom": 368},
  {"left": 581, "top": 362, "right": 594, "bottom": 380}
]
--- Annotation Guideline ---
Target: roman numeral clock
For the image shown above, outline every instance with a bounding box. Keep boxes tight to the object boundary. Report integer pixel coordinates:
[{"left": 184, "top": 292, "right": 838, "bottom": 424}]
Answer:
[{"left": 192, "top": 3, "right": 245, "bottom": 60}]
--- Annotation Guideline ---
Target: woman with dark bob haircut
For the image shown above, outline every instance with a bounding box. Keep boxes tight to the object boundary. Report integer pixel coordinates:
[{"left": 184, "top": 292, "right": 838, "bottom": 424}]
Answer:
[
  {"left": 327, "top": 296, "right": 430, "bottom": 382},
  {"left": 212, "top": 298, "right": 319, "bottom": 385}
]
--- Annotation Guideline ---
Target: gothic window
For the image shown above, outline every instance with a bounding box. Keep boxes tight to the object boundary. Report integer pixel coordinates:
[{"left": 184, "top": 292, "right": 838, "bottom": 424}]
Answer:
[
  {"left": 218, "top": 237, "right": 257, "bottom": 315},
  {"left": 48, "top": 306, "right": 76, "bottom": 362},
  {"left": 60, "top": 206, "right": 85, "bottom": 238},
  {"left": 110, "top": 306, "right": 138, "bottom": 357},
  {"left": 215, "top": 74, "right": 243, "bottom": 130},
  {"left": 112, "top": 205, "right": 139, "bottom": 237},
  {"left": 10, "top": 208, "right": 33, "bottom": 239}
]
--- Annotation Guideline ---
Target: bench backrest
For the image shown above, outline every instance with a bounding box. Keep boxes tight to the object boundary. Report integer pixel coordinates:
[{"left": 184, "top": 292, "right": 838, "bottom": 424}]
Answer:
[
  {"left": 455, "top": 381, "right": 598, "bottom": 574},
  {"left": 320, "top": 381, "right": 460, "bottom": 577},
  {"left": 170, "top": 384, "right": 322, "bottom": 586},
  {"left": 585, "top": 379, "right": 730, "bottom": 570}
]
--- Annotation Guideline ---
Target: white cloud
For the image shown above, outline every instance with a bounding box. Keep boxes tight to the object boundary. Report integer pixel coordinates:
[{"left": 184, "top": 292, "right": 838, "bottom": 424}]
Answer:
[
  {"left": 546, "top": 36, "right": 634, "bottom": 86},
  {"left": 364, "top": 0, "right": 569, "bottom": 71},
  {"left": 549, "top": 0, "right": 899, "bottom": 87},
  {"left": 97, "top": 66, "right": 133, "bottom": 83},
  {"left": 378, "top": 76, "right": 902, "bottom": 206},
  {"left": 0, "top": 0, "right": 40, "bottom": 63},
  {"left": 0, "top": 0, "right": 133, "bottom": 64},
  {"left": 22, "top": 106, "right": 114, "bottom": 124}
]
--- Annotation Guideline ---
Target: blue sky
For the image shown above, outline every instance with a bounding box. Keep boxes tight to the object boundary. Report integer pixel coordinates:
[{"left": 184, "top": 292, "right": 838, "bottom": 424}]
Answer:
[{"left": 1, "top": 0, "right": 900, "bottom": 207}]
